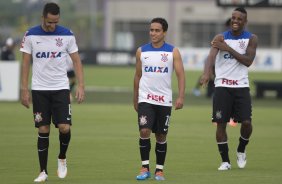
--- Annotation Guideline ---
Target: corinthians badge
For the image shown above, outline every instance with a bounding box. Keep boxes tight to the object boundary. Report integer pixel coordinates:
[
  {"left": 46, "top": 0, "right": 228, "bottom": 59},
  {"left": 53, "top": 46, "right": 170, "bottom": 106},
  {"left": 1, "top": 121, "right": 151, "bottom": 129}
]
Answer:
[
  {"left": 139, "top": 115, "right": 148, "bottom": 126},
  {"left": 34, "top": 112, "right": 43, "bottom": 123},
  {"left": 215, "top": 110, "right": 222, "bottom": 119}
]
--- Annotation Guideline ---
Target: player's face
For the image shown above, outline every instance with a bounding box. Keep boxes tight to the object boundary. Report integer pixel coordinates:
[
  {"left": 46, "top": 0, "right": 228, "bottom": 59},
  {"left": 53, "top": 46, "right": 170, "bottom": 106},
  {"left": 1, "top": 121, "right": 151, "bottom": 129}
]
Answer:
[
  {"left": 42, "top": 13, "right": 60, "bottom": 32},
  {"left": 231, "top": 11, "right": 247, "bottom": 34},
  {"left": 149, "top": 22, "right": 166, "bottom": 45}
]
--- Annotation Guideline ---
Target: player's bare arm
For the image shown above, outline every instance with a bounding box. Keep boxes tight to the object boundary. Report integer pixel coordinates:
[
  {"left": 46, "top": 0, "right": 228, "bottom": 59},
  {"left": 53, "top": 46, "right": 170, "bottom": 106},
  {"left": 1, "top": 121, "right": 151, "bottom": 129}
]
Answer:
[
  {"left": 20, "top": 52, "right": 32, "bottom": 108},
  {"left": 70, "top": 52, "right": 85, "bottom": 103},
  {"left": 212, "top": 34, "right": 258, "bottom": 67},
  {"left": 133, "top": 48, "right": 142, "bottom": 112},
  {"left": 173, "top": 47, "right": 185, "bottom": 110},
  {"left": 200, "top": 34, "right": 220, "bottom": 87},
  {"left": 230, "top": 34, "right": 258, "bottom": 67}
]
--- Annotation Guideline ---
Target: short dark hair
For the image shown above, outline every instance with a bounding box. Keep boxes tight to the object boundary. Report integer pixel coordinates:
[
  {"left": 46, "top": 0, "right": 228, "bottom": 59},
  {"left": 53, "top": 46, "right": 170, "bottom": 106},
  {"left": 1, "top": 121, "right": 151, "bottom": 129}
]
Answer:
[
  {"left": 150, "top": 17, "right": 168, "bottom": 32},
  {"left": 234, "top": 7, "right": 247, "bottom": 15},
  {"left": 43, "top": 2, "right": 60, "bottom": 17}
]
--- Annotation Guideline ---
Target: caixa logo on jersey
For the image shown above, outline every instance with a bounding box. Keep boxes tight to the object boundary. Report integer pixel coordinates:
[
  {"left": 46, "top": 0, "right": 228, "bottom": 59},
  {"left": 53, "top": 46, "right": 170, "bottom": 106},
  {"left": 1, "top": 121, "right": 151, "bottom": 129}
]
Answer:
[
  {"left": 144, "top": 65, "right": 168, "bottom": 73},
  {"left": 224, "top": 53, "right": 234, "bottom": 59},
  {"left": 35, "top": 52, "right": 62, "bottom": 58}
]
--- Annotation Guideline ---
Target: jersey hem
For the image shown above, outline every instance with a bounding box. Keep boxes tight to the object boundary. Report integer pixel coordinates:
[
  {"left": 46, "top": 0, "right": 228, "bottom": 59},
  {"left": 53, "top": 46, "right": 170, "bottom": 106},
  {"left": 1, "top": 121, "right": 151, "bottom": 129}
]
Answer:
[{"left": 138, "top": 99, "right": 172, "bottom": 107}]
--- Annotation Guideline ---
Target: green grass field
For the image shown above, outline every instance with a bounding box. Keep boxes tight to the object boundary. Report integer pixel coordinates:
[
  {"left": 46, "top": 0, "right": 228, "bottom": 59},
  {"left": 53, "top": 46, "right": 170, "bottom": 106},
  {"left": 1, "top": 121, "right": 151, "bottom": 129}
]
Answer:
[{"left": 0, "top": 66, "right": 281, "bottom": 184}]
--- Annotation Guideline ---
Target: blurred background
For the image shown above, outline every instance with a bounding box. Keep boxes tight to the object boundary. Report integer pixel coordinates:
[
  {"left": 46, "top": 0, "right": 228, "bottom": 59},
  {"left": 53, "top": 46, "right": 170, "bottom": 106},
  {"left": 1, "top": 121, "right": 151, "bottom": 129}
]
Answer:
[
  {"left": 0, "top": 0, "right": 281, "bottom": 102},
  {"left": 1, "top": 0, "right": 282, "bottom": 50}
]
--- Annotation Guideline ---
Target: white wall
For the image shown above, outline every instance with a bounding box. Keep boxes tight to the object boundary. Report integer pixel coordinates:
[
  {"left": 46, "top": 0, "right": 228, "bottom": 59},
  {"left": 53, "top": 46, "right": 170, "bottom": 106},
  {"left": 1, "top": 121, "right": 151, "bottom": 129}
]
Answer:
[{"left": 0, "top": 61, "right": 20, "bottom": 101}]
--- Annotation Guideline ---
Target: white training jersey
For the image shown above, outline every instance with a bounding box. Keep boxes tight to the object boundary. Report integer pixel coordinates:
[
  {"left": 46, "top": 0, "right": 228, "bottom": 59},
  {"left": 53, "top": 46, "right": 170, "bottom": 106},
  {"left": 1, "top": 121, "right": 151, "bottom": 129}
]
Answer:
[
  {"left": 20, "top": 25, "right": 78, "bottom": 90},
  {"left": 138, "top": 43, "right": 174, "bottom": 106},
  {"left": 215, "top": 30, "right": 252, "bottom": 88},
  {"left": 66, "top": 55, "right": 74, "bottom": 72}
]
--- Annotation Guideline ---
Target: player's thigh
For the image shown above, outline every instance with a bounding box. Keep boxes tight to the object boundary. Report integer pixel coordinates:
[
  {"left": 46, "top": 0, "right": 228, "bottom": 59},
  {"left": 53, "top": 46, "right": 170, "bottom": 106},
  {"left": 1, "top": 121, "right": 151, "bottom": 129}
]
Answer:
[
  {"left": 138, "top": 102, "right": 155, "bottom": 130},
  {"left": 51, "top": 90, "right": 71, "bottom": 126},
  {"left": 154, "top": 105, "right": 172, "bottom": 134},
  {"left": 233, "top": 88, "right": 252, "bottom": 122},
  {"left": 212, "top": 87, "right": 233, "bottom": 123},
  {"left": 32, "top": 90, "right": 52, "bottom": 127}
]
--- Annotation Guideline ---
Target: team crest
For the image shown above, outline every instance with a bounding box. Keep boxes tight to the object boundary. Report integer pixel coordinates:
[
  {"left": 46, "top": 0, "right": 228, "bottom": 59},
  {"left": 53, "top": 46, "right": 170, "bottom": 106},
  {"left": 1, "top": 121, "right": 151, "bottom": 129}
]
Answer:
[
  {"left": 161, "top": 53, "right": 168, "bottom": 62},
  {"left": 239, "top": 40, "right": 246, "bottom": 49},
  {"left": 139, "top": 115, "right": 148, "bottom": 126},
  {"left": 34, "top": 112, "right": 43, "bottom": 123},
  {"left": 55, "top": 38, "right": 63, "bottom": 47},
  {"left": 215, "top": 110, "right": 222, "bottom": 119}
]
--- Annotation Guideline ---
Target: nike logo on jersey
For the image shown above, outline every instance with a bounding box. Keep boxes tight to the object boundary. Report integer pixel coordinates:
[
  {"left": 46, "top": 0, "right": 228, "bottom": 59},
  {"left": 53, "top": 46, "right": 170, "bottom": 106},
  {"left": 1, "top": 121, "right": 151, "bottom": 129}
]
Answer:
[
  {"left": 144, "top": 57, "right": 149, "bottom": 59},
  {"left": 36, "top": 41, "right": 41, "bottom": 44}
]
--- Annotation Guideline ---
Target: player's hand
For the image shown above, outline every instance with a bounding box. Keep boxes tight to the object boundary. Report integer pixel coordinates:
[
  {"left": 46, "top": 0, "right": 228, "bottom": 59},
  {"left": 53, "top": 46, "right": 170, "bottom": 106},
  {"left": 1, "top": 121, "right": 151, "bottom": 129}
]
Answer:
[
  {"left": 174, "top": 97, "right": 184, "bottom": 110},
  {"left": 21, "top": 89, "right": 30, "bottom": 108},
  {"left": 200, "top": 74, "right": 209, "bottom": 88},
  {"left": 211, "top": 38, "right": 229, "bottom": 51},
  {"left": 75, "top": 85, "right": 85, "bottom": 104},
  {"left": 211, "top": 35, "right": 224, "bottom": 44}
]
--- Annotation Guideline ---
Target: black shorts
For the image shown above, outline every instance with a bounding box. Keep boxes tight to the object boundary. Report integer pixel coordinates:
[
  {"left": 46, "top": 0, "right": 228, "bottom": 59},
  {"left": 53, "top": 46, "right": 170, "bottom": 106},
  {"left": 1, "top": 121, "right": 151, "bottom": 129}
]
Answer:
[
  {"left": 67, "top": 70, "right": 75, "bottom": 78},
  {"left": 212, "top": 87, "right": 252, "bottom": 123},
  {"left": 138, "top": 102, "right": 172, "bottom": 134},
  {"left": 32, "top": 90, "right": 72, "bottom": 128}
]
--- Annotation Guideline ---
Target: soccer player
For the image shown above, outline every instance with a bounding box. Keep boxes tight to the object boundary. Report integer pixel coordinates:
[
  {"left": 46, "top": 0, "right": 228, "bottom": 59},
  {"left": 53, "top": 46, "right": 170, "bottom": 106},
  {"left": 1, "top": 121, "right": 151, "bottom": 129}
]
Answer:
[
  {"left": 20, "top": 2, "right": 85, "bottom": 182},
  {"left": 200, "top": 7, "right": 258, "bottom": 170},
  {"left": 133, "top": 17, "right": 185, "bottom": 180}
]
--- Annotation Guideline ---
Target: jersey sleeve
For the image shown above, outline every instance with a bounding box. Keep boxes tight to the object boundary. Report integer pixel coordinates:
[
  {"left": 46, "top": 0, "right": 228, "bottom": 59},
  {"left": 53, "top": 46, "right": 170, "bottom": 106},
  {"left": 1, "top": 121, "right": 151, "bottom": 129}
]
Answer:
[
  {"left": 67, "top": 35, "right": 79, "bottom": 54},
  {"left": 19, "top": 31, "right": 32, "bottom": 54}
]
